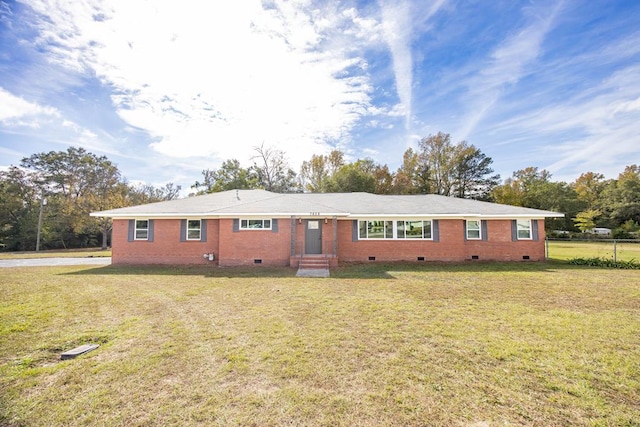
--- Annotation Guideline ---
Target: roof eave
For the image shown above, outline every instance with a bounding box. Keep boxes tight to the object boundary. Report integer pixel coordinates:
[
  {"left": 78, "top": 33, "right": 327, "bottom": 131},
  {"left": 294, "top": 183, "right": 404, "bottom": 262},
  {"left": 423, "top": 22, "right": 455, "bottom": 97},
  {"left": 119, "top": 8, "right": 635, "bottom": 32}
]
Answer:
[
  {"left": 90, "top": 212, "right": 352, "bottom": 218},
  {"left": 92, "top": 212, "right": 565, "bottom": 219}
]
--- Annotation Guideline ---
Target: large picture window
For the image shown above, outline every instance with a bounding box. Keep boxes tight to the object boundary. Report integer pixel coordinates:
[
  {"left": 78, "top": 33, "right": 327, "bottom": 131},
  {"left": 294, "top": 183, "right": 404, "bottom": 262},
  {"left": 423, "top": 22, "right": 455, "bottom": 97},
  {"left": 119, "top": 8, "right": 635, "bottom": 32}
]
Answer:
[
  {"left": 135, "top": 220, "right": 149, "bottom": 240},
  {"left": 240, "top": 219, "right": 272, "bottom": 230},
  {"left": 358, "top": 220, "right": 433, "bottom": 240}
]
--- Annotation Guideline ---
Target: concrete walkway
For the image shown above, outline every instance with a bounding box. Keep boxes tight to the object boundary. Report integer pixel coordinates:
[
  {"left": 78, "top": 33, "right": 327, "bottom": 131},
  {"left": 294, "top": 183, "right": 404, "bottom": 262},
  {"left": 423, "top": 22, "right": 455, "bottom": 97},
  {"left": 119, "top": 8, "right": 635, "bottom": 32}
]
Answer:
[
  {"left": 296, "top": 268, "right": 330, "bottom": 278},
  {"left": 0, "top": 257, "right": 112, "bottom": 268}
]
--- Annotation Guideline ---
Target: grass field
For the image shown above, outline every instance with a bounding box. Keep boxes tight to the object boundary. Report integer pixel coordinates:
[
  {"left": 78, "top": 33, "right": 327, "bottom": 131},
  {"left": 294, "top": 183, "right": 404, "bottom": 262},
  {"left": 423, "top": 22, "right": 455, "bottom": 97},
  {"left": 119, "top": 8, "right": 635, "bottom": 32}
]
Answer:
[
  {"left": 547, "top": 239, "right": 640, "bottom": 262},
  {"left": 1, "top": 262, "right": 639, "bottom": 426}
]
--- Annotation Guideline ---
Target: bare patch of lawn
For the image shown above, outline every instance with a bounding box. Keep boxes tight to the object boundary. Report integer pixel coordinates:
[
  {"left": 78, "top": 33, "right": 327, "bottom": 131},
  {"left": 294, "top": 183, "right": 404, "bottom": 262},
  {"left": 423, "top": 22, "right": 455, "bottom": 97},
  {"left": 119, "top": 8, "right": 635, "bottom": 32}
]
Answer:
[{"left": 1, "top": 263, "right": 639, "bottom": 426}]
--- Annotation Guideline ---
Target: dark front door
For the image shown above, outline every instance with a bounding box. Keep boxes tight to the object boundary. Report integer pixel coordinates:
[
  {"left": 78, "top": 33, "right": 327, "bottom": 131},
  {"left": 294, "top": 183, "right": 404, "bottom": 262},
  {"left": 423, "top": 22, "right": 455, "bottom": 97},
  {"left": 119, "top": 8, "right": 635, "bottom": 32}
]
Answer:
[{"left": 305, "top": 220, "right": 323, "bottom": 254}]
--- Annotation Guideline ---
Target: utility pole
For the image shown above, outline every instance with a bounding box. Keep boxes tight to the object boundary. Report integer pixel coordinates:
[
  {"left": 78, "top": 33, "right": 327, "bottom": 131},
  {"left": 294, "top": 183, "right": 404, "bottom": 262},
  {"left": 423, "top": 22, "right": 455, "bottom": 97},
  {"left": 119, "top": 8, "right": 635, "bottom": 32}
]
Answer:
[{"left": 36, "top": 193, "right": 46, "bottom": 251}]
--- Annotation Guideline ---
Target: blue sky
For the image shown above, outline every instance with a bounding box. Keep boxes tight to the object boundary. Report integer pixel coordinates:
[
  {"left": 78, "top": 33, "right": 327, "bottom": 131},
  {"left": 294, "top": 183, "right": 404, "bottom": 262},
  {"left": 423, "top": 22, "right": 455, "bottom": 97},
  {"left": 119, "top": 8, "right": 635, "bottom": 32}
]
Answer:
[{"left": 1, "top": 0, "right": 639, "bottom": 192}]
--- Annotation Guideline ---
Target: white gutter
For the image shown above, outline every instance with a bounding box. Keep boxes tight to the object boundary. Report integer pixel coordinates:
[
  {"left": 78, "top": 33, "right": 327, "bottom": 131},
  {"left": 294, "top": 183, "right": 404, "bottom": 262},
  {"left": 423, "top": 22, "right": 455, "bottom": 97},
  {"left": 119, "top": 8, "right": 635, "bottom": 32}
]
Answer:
[
  {"left": 91, "top": 212, "right": 564, "bottom": 219},
  {"left": 89, "top": 212, "right": 351, "bottom": 219}
]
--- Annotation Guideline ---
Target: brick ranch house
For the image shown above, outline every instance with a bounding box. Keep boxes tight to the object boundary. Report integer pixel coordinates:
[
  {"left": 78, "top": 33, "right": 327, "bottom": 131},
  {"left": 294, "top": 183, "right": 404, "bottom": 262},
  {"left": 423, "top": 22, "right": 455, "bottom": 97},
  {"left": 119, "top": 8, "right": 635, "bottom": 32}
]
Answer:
[{"left": 91, "top": 189, "right": 563, "bottom": 267}]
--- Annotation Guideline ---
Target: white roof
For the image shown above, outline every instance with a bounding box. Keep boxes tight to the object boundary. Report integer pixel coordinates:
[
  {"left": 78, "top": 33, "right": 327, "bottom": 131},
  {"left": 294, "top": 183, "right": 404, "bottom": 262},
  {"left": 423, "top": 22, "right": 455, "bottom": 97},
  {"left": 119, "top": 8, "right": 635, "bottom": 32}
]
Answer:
[{"left": 91, "top": 189, "right": 564, "bottom": 219}]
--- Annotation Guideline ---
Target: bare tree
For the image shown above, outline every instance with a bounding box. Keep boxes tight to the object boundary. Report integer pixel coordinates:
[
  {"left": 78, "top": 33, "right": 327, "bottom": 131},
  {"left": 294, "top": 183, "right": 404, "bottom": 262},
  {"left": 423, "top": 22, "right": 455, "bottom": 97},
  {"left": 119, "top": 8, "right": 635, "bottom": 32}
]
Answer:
[{"left": 251, "top": 143, "right": 299, "bottom": 193}]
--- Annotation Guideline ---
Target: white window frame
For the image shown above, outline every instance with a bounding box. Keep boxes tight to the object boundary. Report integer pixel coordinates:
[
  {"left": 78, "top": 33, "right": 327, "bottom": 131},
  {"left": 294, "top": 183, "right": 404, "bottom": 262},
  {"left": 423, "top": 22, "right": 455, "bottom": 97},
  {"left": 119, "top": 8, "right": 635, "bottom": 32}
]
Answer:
[
  {"left": 466, "top": 220, "right": 481, "bottom": 240},
  {"left": 516, "top": 219, "right": 532, "bottom": 240},
  {"left": 187, "top": 219, "right": 201, "bottom": 240},
  {"left": 396, "top": 220, "right": 432, "bottom": 239},
  {"left": 240, "top": 219, "right": 272, "bottom": 230},
  {"left": 358, "top": 219, "right": 433, "bottom": 240},
  {"left": 359, "top": 220, "right": 394, "bottom": 239},
  {"left": 135, "top": 220, "right": 149, "bottom": 240}
]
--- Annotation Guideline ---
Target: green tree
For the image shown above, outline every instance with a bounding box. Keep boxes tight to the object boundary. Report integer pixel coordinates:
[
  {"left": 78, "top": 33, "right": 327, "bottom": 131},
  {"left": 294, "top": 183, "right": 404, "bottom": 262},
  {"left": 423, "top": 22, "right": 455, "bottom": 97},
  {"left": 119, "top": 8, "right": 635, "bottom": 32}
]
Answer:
[
  {"left": 299, "top": 150, "right": 345, "bottom": 192},
  {"left": 393, "top": 148, "right": 429, "bottom": 194},
  {"left": 493, "top": 167, "right": 557, "bottom": 209},
  {"left": 598, "top": 165, "right": 640, "bottom": 227},
  {"left": 326, "top": 160, "right": 376, "bottom": 193},
  {"left": 83, "top": 161, "right": 124, "bottom": 249},
  {"left": 21, "top": 147, "right": 124, "bottom": 249},
  {"left": 573, "top": 172, "right": 607, "bottom": 209},
  {"left": 452, "top": 143, "right": 500, "bottom": 200},
  {"left": 0, "top": 166, "right": 40, "bottom": 250},
  {"left": 573, "top": 209, "right": 600, "bottom": 233},
  {"left": 128, "top": 182, "right": 182, "bottom": 203},
  {"left": 489, "top": 177, "right": 524, "bottom": 207},
  {"left": 372, "top": 163, "right": 394, "bottom": 194},
  {"left": 418, "top": 132, "right": 457, "bottom": 195},
  {"left": 192, "top": 159, "right": 256, "bottom": 194},
  {"left": 402, "top": 132, "right": 499, "bottom": 198},
  {"left": 492, "top": 167, "right": 582, "bottom": 231}
]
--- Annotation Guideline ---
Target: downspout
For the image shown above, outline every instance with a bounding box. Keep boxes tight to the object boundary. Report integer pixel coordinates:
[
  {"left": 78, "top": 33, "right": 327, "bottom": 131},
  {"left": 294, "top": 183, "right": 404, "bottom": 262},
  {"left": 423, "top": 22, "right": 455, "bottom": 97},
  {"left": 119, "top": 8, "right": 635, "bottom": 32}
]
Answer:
[
  {"left": 290, "top": 216, "right": 296, "bottom": 257},
  {"left": 332, "top": 216, "right": 338, "bottom": 258}
]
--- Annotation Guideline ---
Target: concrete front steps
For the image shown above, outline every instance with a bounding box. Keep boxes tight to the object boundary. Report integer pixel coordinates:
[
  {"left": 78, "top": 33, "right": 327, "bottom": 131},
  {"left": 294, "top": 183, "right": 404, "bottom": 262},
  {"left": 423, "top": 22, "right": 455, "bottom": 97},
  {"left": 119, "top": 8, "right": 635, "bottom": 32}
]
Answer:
[{"left": 296, "top": 255, "right": 330, "bottom": 278}]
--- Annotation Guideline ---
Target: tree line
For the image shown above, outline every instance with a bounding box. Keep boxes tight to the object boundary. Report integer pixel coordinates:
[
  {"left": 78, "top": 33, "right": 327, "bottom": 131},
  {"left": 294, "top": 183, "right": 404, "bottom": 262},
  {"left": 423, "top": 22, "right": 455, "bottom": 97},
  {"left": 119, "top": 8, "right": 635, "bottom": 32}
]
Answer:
[
  {"left": 193, "top": 134, "right": 639, "bottom": 237},
  {"left": 193, "top": 134, "right": 501, "bottom": 199},
  {"left": 2, "top": 133, "right": 639, "bottom": 251},
  {"left": 0, "top": 147, "right": 181, "bottom": 251}
]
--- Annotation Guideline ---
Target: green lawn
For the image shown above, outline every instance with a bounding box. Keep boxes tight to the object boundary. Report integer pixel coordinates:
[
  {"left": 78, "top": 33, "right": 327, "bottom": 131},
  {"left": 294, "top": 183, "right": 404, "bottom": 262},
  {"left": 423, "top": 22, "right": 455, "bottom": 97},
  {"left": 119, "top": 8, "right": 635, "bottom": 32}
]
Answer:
[
  {"left": 547, "top": 240, "right": 640, "bottom": 262},
  {"left": 1, "top": 263, "right": 639, "bottom": 426}
]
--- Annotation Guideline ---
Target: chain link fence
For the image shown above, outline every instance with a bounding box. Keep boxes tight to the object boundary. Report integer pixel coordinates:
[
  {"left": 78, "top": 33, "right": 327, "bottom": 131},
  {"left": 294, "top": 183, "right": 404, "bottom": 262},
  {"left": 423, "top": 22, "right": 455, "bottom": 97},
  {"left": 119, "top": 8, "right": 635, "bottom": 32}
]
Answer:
[{"left": 546, "top": 238, "right": 640, "bottom": 262}]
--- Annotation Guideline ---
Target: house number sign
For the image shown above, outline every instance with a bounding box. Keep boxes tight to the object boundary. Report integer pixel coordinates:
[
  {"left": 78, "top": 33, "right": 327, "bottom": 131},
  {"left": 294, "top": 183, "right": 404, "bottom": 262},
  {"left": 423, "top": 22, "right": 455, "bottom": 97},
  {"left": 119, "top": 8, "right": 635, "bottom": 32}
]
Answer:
[{"left": 309, "top": 212, "right": 320, "bottom": 216}]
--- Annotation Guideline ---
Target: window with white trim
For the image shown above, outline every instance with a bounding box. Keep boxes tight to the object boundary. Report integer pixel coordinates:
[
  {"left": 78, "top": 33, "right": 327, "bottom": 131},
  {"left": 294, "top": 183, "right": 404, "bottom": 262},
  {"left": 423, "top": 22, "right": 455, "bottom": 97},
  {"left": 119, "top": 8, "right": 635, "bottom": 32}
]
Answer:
[
  {"left": 466, "top": 220, "right": 481, "bottom": 240},
  {"left": 240, "top": 219, "right": 272, "bottom": 230},
  {"left": 397, "top": 220, "right": 432, "bottom": 239},
  {"left": 516, "top": 219, "right": 532, "bottom": 239},
  {"left": 358, "top": 220, "right": 433, "bottom": 240},
  {"left": 187, "top": 219, "right": 201, "bottom": 240},
  {"left": 359, "top": 220, "right": 393, "bottom": 239},
  {"left": 135, "top": 220, "right": 149, "bottom": 240}
]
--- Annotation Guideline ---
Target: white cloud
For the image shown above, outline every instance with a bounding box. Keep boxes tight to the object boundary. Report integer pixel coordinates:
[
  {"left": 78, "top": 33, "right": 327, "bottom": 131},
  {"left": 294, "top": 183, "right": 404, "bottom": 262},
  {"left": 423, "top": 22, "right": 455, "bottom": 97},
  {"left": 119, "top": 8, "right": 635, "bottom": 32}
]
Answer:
[
  {"left": 0, "top": 86, "right": 107, "bottom": 156},
  {"left": 377, "top": 0, "right": 447, "bottom": 131},
  {"left": 0, "top": 86, "right": 59, "bottom": 122},
  {"left": 21, "top": 0, "right": 387, "bottom": 167},
  {"left": 378, "top": 0, "right": 413, "bottom": 129}
]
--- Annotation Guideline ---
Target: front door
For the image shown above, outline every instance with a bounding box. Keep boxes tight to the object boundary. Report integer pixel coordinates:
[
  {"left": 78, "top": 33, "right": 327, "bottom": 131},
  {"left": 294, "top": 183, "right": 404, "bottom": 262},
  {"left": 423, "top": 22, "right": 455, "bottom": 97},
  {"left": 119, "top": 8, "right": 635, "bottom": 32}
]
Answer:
[{"left": 305, "top": 220, "right": 323, "bottom": 254}]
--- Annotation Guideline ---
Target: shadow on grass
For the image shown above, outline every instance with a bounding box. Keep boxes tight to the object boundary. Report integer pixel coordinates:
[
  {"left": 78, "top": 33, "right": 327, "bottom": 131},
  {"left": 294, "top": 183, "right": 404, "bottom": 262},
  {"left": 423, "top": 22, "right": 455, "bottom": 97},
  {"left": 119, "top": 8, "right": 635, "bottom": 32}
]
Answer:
[
  {"left": 62, "top": 259, "right": 578, "bottom": 279},
  {"left": 63, "top": 264, "right": 300, "bottom": 278},
  {"left": 331, "top": 259, "right": 579, "bottom": 278}
]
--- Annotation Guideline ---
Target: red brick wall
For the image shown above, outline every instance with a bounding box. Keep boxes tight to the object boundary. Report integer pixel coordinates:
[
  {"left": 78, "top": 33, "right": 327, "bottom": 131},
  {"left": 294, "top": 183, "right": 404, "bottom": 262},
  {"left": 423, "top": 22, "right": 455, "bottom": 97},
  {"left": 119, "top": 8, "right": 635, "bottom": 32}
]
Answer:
[
  {"left": 112, "top": 217, "right": 547, "bottom": 266},
  {"left": 111, "top": 219, "right": 219, "bottom": 265},
  {"left": 217, "top": 219, "right": 291, "bottom": 267},
  {"left": 337, "top": 219, "right": 547, "bottom": 262}
]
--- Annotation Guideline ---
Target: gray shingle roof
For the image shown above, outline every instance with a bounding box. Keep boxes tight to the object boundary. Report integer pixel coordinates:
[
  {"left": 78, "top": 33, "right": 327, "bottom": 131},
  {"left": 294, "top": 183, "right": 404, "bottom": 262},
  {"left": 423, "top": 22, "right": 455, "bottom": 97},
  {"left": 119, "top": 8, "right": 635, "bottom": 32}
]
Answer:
[{"left": 91, "top": 189, "right": 564, "bottom": 219}]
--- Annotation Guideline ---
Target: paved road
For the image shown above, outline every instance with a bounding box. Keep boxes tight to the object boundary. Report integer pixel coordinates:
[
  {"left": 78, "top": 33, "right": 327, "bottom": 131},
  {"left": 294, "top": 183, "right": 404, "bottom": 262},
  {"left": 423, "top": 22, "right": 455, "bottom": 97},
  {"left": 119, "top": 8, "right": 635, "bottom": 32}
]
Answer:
[{"left": 0, "top": 257, "right": 112, "bottom": 268}]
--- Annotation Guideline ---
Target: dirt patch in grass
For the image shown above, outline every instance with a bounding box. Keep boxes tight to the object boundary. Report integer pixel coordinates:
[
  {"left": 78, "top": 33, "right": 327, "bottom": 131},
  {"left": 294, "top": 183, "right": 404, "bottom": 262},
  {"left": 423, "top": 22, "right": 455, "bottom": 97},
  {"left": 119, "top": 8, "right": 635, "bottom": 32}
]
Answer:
[{"left": 1, "top": 263, "right": 639, "bottom": 426}]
